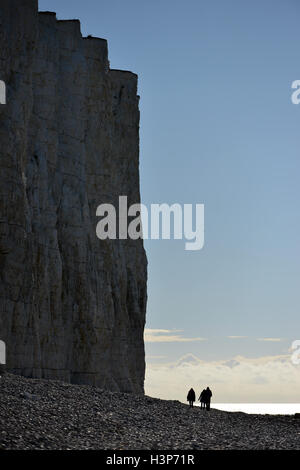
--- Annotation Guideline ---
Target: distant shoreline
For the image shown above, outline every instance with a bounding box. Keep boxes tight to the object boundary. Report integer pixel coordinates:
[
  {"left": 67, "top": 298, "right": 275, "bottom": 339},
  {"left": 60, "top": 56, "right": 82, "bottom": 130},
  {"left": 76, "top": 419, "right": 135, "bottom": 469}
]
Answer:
[{"left": 204, "top": 403, "right": 300, "bottom": 415}]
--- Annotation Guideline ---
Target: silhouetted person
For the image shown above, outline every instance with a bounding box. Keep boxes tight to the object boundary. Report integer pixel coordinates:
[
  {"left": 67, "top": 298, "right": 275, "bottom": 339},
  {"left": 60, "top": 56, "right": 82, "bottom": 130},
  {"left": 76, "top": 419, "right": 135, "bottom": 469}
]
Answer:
[
  {"left": 199, "top": 389, "right": 206, "bottom": 409},
  {"left": 205, "top": 386, "right": 212, "bottom": 411},
  {"left": 187, "top": 388, "right": 196, "bottom": 408}
]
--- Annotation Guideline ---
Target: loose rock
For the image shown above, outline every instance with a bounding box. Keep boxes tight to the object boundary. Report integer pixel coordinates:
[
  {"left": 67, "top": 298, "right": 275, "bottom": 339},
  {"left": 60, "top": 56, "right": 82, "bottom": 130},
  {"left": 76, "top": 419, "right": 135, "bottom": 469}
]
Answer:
[{"left": 1, "top": 373, "right": 299, "bottom": 450}]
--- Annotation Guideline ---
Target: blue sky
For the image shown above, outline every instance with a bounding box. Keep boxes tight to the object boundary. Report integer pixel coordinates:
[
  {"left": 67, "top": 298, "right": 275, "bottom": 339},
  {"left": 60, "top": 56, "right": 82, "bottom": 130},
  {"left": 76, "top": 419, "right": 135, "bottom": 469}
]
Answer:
[{"left": 39, "top": 0, "right": 300, "bottom": 401}]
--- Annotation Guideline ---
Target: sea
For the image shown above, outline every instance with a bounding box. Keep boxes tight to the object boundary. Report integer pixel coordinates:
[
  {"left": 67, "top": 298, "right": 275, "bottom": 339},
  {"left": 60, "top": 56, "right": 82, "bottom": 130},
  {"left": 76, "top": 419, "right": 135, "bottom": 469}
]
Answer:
[{"left": 208, "top": 403, "right": 300, "bottom": 415}]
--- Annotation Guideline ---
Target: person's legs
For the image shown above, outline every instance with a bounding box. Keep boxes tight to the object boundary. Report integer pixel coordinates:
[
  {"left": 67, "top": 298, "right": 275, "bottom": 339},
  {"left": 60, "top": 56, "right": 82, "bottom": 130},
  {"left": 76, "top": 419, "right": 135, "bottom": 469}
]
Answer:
[{"left": 206, "top": 400, "right": 210, "bottom": 411}]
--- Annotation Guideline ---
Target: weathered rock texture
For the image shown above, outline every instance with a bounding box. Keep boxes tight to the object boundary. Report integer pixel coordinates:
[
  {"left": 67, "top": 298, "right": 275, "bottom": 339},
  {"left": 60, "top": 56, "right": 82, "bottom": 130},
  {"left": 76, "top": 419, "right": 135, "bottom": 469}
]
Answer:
[{"left": 0, "top": 1, "right": 147, "bottom": 393}]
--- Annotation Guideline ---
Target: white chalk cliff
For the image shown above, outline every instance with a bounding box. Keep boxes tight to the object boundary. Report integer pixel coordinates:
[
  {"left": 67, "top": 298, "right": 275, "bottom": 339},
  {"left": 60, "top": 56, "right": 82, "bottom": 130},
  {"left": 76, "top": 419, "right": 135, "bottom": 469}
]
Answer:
[{"left": 0, "top": 0, "right": 147, "bottom": 393}]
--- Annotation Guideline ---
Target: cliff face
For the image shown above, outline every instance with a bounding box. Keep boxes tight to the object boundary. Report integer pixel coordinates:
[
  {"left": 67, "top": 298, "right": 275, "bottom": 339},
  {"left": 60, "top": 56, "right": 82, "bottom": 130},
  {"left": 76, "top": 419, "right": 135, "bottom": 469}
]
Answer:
[{"left": 0, "top": 1, "right": 147, "bottom": 393}]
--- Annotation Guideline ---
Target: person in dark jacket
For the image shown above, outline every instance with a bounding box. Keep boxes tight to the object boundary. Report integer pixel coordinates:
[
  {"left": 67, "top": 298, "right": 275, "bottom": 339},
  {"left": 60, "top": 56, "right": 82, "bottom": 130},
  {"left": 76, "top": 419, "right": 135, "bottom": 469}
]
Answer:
[
  {"left": 205, "top": 387, "right": 212, "bottom": 411},
  {"left": 187, "top": 388, "right": 196, "bottom": 408},
  {"left": 199, "top": 389, "right": 207, "bottom": 409}
]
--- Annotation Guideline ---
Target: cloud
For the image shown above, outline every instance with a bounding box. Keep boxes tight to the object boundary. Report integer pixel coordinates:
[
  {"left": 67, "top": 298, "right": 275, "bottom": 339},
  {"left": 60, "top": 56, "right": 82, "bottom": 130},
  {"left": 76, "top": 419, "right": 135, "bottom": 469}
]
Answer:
[
  {"left": 144, "top": 329, "right": 206, "bottom": 343},
  {"left": 145, "top": 329, "right": 182, "bottom": 334},
  {"left": 223, "top": 359, "right": 240, "bottom": 368},
  {"left": 145, "top": 353, "right": 300, "bottom": 403},
  {"left": 257, "top": 338, "right": 283, "bottom": 342},
  {"left": 175, "top": 353, "right": 203, "bottom": 366}
]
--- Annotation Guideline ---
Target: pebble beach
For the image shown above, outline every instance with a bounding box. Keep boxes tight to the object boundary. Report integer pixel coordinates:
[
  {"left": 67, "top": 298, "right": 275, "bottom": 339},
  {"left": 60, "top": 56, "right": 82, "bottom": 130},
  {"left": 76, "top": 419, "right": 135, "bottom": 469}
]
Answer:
[{"left": 1, "top": 373, "right": 299, "bottom": 450}]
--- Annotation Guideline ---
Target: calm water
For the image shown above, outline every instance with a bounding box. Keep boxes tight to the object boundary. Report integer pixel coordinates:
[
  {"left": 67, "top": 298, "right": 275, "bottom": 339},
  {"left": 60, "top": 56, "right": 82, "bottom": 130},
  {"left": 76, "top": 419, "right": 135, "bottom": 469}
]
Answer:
[{"left": 209, "top": 403, "right": 300, "bottom": 415}]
